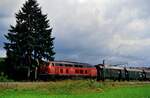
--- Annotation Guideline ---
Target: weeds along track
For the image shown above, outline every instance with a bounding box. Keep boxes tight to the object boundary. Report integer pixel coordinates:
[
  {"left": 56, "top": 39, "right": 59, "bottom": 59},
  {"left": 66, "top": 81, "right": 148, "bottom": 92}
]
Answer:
[{"left": 0, "top": 80, "right": 150, "bottom": 90}]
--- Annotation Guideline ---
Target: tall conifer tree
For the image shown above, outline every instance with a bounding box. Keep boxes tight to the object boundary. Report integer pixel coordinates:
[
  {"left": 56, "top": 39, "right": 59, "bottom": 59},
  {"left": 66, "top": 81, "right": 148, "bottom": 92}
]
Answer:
[{"left": 4, "top": 0, "right": 55, "bottom": 79}]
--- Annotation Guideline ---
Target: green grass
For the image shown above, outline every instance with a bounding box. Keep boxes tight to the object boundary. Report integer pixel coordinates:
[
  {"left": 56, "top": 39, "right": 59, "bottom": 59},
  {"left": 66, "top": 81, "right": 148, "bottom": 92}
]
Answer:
[{"left": 0, "top": 80, "right": 150, "bottom": 98}]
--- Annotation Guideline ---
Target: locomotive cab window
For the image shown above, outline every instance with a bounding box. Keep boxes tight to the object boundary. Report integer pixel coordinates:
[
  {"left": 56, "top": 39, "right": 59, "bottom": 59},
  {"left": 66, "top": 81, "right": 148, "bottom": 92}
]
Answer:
[
  {"left": 59, "top": 64, "right": 63, "bottom": 66},
  {"left": 51, "top": 63, "right": 54, "bottom": 66},
  {"left": 55, "top": 63, "right": 63, "bottom": 66},
  {"left": 65, "top": 64, "right": 72, "bottom": 67},
  {"left": 79, "top": 65, "right": 83, "bottom": 68},
  {"left": 65, "top": 64, "right": 68, "bottom": 67},
  {"left": 75, "top": 65, "right": 78, "bottom": 67},
  {"left": 55, "top": 63, "right": 58, "bottom": 66},
  {"left": 68, "top": 64, "right": 73, "bottom": 67}
]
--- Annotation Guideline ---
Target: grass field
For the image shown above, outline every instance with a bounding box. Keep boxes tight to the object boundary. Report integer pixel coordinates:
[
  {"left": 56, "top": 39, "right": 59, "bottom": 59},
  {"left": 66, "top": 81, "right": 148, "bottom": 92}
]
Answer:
[{"left": 0, "top": 80, "right": 150, "bottom": 98}]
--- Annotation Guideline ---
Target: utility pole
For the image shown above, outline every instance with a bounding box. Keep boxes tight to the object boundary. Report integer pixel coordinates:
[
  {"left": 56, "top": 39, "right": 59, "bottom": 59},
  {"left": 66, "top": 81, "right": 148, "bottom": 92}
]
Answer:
[{"left": 103, "top": 59, "right": 105, "bottom": 66}]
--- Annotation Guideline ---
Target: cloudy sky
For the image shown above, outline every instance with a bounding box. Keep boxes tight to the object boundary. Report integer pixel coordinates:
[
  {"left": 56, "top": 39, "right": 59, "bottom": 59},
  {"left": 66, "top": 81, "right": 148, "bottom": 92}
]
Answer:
[{"left": 0, "top": 0, "right": 150, "bottom": 66}]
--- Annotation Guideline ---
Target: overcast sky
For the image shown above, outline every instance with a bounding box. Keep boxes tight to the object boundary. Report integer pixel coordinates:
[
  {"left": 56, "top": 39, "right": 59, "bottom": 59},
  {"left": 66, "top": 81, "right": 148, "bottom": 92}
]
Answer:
[{"left": 0, "top": 0, "right": 150, "bottom": 66}]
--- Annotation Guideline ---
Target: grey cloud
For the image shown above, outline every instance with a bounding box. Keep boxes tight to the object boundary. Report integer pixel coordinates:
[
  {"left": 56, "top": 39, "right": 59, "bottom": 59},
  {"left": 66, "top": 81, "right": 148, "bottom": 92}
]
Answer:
[{"left": 0, "top": 0, "right": 150, "bottom": 66}]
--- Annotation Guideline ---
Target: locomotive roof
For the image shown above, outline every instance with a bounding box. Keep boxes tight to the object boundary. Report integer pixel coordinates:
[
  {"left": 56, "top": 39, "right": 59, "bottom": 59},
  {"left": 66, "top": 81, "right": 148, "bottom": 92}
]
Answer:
[{"left": 49, "top": 61, "right": 93, "bottom": 67}]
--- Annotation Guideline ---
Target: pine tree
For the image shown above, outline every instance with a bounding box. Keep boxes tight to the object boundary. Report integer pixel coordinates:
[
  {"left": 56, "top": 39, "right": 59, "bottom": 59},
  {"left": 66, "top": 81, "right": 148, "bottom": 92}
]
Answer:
[{"left": 4, "top": 0, "right": 55, "bottom": 80}]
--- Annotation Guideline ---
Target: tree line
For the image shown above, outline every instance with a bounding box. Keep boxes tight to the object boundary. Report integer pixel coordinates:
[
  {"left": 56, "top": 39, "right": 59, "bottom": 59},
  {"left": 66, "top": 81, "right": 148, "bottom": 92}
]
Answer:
[{"left": 2, "top": 0, "right": 55, "bottom": 80}]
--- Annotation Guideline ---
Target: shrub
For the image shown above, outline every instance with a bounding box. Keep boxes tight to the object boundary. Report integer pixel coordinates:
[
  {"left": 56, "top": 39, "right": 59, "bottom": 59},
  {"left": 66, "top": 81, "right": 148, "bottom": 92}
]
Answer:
[{"left": 0, "top": 72, "right": 13, "bottom": 82}]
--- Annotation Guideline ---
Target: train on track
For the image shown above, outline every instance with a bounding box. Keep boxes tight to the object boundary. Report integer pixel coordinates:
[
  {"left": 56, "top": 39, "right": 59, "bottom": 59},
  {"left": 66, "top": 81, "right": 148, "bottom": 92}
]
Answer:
[
  {"left": 38, "top": 61, "right": 150, "bottom": 81},
  {"left": 38, "top": 61, "right": 97, "bottom": 80}
]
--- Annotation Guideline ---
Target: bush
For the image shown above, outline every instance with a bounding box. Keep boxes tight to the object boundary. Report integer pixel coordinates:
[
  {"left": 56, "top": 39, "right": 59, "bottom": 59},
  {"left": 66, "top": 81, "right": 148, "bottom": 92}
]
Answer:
[{"left": 0, "top": 72, "right": 13, "bottom": 82}]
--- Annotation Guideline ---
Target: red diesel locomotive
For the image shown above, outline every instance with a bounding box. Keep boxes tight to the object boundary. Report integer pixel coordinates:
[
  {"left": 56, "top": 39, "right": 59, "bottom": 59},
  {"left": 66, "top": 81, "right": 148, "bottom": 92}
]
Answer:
[{"left": 39, "top": 61, "right": 97, "bottom": 79}]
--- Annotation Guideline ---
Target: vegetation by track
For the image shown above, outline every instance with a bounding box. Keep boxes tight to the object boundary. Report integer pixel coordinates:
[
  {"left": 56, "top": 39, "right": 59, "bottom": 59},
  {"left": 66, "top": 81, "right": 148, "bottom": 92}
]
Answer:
[{"left": 0, "top": 80, "right": 150, "bottom": 98}]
